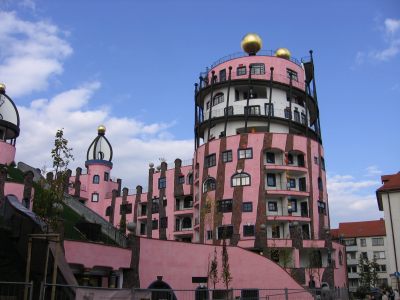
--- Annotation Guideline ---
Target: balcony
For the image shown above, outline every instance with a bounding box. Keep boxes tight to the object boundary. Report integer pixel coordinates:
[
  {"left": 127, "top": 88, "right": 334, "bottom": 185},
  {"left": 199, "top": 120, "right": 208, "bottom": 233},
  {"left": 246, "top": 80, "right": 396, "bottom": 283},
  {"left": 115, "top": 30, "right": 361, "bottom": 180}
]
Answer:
[
  {"left": 175, "top": 217, "right": 193, "bottom": 234},
  {"left": 266, "top": 215, "right": 311, "bottom": 223}
]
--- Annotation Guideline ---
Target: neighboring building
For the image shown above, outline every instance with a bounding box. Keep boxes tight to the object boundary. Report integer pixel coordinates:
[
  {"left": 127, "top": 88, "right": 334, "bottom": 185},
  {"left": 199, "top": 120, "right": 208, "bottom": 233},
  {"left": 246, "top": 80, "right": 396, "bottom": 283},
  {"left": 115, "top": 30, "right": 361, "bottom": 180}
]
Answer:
[
  {"left": 377, "top": 172, "right": 400, "bottom": 290},
  {"left": 65, "top": 34, "right": 347, "bottom": 288},
  {"left": 332, "top": 220, "right": 389, "bottom": 292}
]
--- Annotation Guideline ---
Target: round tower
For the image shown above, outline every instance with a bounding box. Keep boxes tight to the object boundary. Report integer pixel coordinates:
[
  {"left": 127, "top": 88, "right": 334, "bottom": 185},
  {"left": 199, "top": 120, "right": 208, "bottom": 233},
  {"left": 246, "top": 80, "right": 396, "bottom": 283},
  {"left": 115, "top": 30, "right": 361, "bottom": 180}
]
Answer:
[
  {"left": 0, "top": 83, "right": 20, "bottom": 165},
  {"left": 192, "top": 34, "right": 332, "bottom": 285},
  {"left": 85, "top": 125, "right": 114, "bottom": 213}
]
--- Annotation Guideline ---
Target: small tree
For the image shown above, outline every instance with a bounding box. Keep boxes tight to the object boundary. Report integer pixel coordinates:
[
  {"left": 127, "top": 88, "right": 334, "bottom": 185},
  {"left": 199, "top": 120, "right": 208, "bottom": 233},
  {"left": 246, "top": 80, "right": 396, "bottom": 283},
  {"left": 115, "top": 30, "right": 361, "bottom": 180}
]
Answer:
[
  {"left": 209, "top": 247, "right": 219, "bottom": 289},
  {"left": 221, "top": 238, "right": 232, "bottom": 290},
  {"left": 359, "top": 254, "right": 379, "bottom": 290}
]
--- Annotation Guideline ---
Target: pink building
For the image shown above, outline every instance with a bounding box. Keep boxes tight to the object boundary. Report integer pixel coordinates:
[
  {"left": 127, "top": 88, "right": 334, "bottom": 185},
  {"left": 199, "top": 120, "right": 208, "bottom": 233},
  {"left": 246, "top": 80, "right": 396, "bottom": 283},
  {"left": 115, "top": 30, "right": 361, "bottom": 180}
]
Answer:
[{"left": 65, "top": 34, "right": 347, "bottom": 290}]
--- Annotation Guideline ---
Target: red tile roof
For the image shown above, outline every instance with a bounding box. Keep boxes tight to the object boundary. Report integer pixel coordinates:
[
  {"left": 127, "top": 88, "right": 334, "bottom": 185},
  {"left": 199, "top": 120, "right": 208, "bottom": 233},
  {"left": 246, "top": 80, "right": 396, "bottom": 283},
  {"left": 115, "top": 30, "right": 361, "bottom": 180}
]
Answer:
[
  {"left": 376, "top": 172, "right": 400, "bottom": 210},
  {"left": 331, "top": 219, "right": 386, "bottom": 238}
]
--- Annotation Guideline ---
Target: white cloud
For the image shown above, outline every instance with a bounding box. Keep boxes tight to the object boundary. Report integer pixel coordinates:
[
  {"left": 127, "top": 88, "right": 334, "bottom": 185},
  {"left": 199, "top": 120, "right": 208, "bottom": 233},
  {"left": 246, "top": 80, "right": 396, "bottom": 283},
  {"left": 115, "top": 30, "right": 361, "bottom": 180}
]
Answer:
[
  {"left": 327, "top": 173, "right": 383, "bottom": 227},
  {"left": 365, "top": 165, "right": 382, "bottom": 177},
  {"left": 356, "top": 18, "right": 400, "bottom": 64},
  {"left": 0, "top": 11, "right": 72, "bottom": 97},
  {"left": 15, "top": 83, "right": 194, "bottom": 189}
]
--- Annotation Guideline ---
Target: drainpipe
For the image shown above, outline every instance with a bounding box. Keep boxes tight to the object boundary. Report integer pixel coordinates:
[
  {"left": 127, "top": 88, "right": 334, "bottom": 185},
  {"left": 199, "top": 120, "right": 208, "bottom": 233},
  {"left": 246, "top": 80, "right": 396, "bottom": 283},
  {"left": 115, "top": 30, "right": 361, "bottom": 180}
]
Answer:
[{"left": 387, "top": 192, "right": 399, "bottom": 291}]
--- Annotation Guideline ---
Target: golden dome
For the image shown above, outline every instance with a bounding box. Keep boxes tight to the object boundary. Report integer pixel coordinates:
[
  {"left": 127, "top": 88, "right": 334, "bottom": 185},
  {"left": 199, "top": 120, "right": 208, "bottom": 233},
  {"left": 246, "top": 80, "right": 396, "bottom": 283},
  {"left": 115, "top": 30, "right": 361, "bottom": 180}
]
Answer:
[
  {"left": 97, "top": 125, "right": 106, "bottom": 134},
  {"left": 0, "top": 83, "right": 5, "bottom": 92},
  {"left": 275, "top": 48, "right": 291, "bottom": 59},
  {"left": 241, "top": 33, "right": 262, "bottom": 55}
]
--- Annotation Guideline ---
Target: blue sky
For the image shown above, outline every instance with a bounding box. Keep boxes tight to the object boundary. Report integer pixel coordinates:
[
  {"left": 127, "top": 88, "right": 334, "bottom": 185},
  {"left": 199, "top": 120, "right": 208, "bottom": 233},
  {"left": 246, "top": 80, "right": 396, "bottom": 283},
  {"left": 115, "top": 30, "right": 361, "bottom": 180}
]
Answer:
[{"left": 0, "top": 0, "right": 399, "bottom": 226}]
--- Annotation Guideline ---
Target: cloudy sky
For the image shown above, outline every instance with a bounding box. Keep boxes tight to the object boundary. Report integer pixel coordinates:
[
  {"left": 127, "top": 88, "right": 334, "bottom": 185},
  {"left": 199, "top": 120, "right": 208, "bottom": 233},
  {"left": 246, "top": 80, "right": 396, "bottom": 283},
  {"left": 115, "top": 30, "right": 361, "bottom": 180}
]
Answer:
[{"left": 0, "top": 0, "right": 399, "bottom": 227}]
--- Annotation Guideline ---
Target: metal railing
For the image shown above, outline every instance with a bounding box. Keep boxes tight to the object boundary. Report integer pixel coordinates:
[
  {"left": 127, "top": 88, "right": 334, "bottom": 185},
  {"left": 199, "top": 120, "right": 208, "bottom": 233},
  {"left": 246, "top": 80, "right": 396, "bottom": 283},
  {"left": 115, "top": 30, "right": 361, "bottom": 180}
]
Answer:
[
  {"left": 63, "top": 194, "right": 128, "bottom": 247},
  {"left": 38, "top": 284, "right": 349, "bottom": 300},
  {"left": 0, "top": 281, "right": 33, "bottom": 300}
]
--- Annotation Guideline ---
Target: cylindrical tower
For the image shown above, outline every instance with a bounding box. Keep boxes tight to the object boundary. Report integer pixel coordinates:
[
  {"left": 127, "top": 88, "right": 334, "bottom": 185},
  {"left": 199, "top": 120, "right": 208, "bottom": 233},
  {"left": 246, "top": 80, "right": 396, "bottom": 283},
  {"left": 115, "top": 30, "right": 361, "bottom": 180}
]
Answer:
[
  {"left": 192, "top": 34, "right": 332, "bottom": 284},
  {"left": 0, "top": 83, "right": 20, "bottom": 165}
]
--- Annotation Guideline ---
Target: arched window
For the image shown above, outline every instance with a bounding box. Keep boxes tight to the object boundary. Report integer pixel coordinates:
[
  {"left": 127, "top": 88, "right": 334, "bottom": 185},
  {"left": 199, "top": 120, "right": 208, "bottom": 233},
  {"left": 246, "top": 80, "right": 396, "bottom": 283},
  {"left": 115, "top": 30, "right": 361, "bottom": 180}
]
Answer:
[
  {"left": 93, "top": 175, "right": 100, "bottom": 184},
  {"left": 212, "top": 93, "right": 224, "bottom": 106},
  {"left": 231, "top": 172, "right": 251, "bottom": 187},
  {"left": 91, "top": 192, "right": 99, "bottom": 202},
  {"left": 187, "top": 173, "right": 193, "bottom": 185},
  {"left": 105, "top": 206, "right": 112, "bottom": 216},
  {"left": 182, "top": 217, "right": 192, "bottom": 229},
  {"left": 97, "top": 151, "right": 104, "bottom": 160},
  {"left": 203, "top": 177, "right": 216, "bottom": 193}
]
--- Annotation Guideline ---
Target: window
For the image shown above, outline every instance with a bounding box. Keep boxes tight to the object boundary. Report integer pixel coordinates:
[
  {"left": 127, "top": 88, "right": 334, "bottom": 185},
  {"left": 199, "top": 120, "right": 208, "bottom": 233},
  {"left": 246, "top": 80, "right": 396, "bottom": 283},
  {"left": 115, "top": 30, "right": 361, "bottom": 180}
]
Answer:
[
  {"left": 250, "top": 63, "right": 265, "bottom": 75},
  {"left": 321, "top": 157, "right": 326, "bottom": 171},
  {"left": 314, "top": 156, "right": 319, "bottom": 165},
  {"left": 151, "top": 199, "right": 160, "bottom": 214},
  {"left": 93, "top": 175, "right": 100, "bottom": 184},
  {"left": 289, "top": 198, "right": 297, "bottom": 212},
  {"left": 298, "top": 154, "right": 305, "bottom": 167},
  {"left": 245, "top": 105, "right": 261, "bottom": 116},
  {"left": 231, "top": 173, "right": 251, "bottom": 187},
  {"left": 158, "top": 177, "right": 166, "bottom": 189},
  {"left": 242, "top": 202, "right": 253, "bottom": 212},
  {"left": 318, "top": 177, "right": 323, "bottom": 191},
  {"left": 222, "top": 150, "right": 232, "bottom": 163},
  {"left": 237, "top": 66, "right": 246, "bottom": 76},
  {"left": 361, "top": 252, "right": 368, "bottom": 259},
  {"left": 219, "top": 69, "right": 226, "bottom": 82},
  {"left": 376, "top": 264, "right": 387, "bottom": 272},
  {"left": 218, "top": 199, "right": 233, "bottom": 213},
  {"left": 120, "top": 203, "right": 132, "bottom": 214},
  {"left": 183, "top": 196, "right": 193, "bottom": 208},
  {"left": 91, "top": 192, "right": 99, "bottom": 202},
  {"left": 268, "top": 201, "right": 278, "bottom": 212},
  {"left": 187, "top": 174, "right": 193, "bottom": 185},
  {"left": 160, "top": 217, "right": 168, "bottom": 229},
  {"left": 207, "top": 230, "right": 213, "bottom": 240},
  {"left": 317, "top": 201, "right": 326, "bottom": 214},
  {"left": 152, "top": 219, "right": 158, "bottom": 230},
  {"left": 347, "top": 252, "right": 357, "bottom": 260},
  {"left": 104, "top": 172, "right": 109, "bottom": 181},
  {"left": 182, "top": 217, "right": 192, "bottom": 229},
  {"left": 265, "top": 103, "right": 274, "bottom": 117},
  {"left": 287, "top": 153, "right": 294, "bottom": 165},
  {"left": 177, "top": 175, "right": 185, "bottom": 184},
  {"left": 347, "top": 265, "right": 357, "bottom": 273},
  {"left": 235, "top": 89, "right": 240, "bottom": 101},
  {"left": 288, "top": 178, "right": 296, "bottom": 188},
  {"left": 373, "top": 251, "right": 386, "bottom": 259},
  {"left": 286, "top": 69, "right": 298, "bottom": 81},
  {"left": 105, "top": 206, "right": 112, "bottom": 216},
  {"left": 238, "top": 148, "right": 253, "bottom": 159},
  {"left": 294, "top": 109, "right": 300, "bottom": 123},
  {"left": 266, "top": 152, "right": 275, "bottom": 164},
  {"left": 267, "top": 173, "right": 276, "bottom": 187},
  {"left": 213, "top": 93, "right": 224, "bottom": 106},
  {"left": 339, "top": 250, "right": 343, "bottom": 265},
  {"left": 360, "top": 238, "right": 367, "bottom": 247},
  {"left": 299, "top": 177, "right": 306, "bottom": 191},
  {"left": 284, "top": 107, "right": 292, "bottom": 119},
  {"left": 272, "top": 224, "right": 280, "bottom": 238},
  {"left": 203, "top": 177, "right": 216, "bottom": 192},
  {"left": 301, "top": 112, "right": 307, "bottom": 125},
  {"left": 344, "top": 239, "right": 357, "bottom": 246},
  {"left": 217, "top": 225, "right": 233, "bottom": 239},
  {"left": 205, "top": 154, "right": 216, "bottom": 168},
  {"left": 243, "top": 225, "right": 255, "bottom": 236},
  {"left": 372, "top": 237, "right": 384, "bottom": 246},
  {"left": 140, "top": 222, "right": 146, "bottom": 235},
  {"left": 140, "top": 204, "right": 147, "bottom": 216},
  {"left": 224, "top": 106, "right": 233, "bottom": 116}
]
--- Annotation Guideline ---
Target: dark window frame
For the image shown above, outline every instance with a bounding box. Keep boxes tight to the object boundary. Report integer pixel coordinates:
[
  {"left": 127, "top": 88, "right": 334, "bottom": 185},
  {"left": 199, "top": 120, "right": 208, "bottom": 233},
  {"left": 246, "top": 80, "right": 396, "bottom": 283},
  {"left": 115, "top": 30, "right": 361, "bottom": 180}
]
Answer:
[
  {"left": 231, "top": 172, "right": 251, "bottom": 187},
  {"left": 93, "top": 175, "right": 100, "bottom": 184},
  {"left": 238, "top": 148, "right": 253, "bottom": 159},
  {"left": 205, "top": 153, "right": 217, "bottom": 168},
  {"left": 222, "top": 150, "right": 233, "bottom": 163},
  {"left": 245, "top": 105, "right": 261, "bottom": 116},
  {"left": 203, "top": 177, "right": 216, "bottom": 193},
  {"left": 286, "top": 68, "right": 298, "bottom": 82},
  {"left": 91, "top": 192, "right": 99, "bottom": 202},
  {"left": 267, "top": 173, "right": 276, "bottom": 187},
  {"left": 237, "top": 66, "right": 246, "bottom": 76},
  {"left": 242, "top": 202, "right": 253, "bottom": 212},
  {"left": 268, "top": 201, "right": 278, "bottom": 212},
  {"left": 250, "top": 63, "right": 265, "bottom": 75},
  {"left": 243, "top": 225, "right": 255, "bottom": 237},
  {"left": 158, "top": 177, "right": 167, "bottom": 189},
  {"left": 218, "top": 199, "right": 233, "bottom": 213}
]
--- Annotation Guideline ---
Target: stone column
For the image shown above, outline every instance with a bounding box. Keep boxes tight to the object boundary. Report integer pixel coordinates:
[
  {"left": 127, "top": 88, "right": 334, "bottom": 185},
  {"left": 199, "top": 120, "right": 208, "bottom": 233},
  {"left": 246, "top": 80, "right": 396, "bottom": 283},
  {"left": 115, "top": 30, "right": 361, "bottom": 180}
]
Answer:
[
  {"left": 22, "top": 171, "right": 34, "bottom": 208},
  {"left": 74, "top": 167, "right": 82, "bottom": 198},
  {"left": 0, "top": 165, "right": 7, "bottom": 203},
  {"left": 110, "top": 189, "right": 118, "bottom": 225}
]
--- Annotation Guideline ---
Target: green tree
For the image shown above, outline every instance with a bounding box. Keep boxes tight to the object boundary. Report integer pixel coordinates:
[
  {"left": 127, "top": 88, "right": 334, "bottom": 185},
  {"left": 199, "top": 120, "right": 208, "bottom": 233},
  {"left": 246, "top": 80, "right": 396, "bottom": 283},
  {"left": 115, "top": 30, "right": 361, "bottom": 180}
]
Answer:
[
  {"left": 209, "top": 247, "right": 219, "bottom": 289},
  {"left": 221, "top": 238, "right": 232, "bottom": 290},
  {"left": 33, "top": 129, "right": 74, "bottom": 222},
  {"left": 358, "top": 254, "right": 379, "bottom": 290}
]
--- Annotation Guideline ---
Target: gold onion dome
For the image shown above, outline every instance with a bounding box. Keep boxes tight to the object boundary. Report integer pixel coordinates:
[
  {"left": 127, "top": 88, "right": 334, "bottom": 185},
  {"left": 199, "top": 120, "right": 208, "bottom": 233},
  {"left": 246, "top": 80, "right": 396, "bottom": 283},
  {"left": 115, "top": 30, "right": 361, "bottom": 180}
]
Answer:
[
  {"left": 241, "top": 33, "right": 262, "bottom": 55},
  {"left": 0, "top": 83, "right": 5, "bottom": 93},
  {"left": 97, "top": 125, "right": 106, "bottom": 135},
  {"left": 275, "top": 48, "right": 291, "bottom": 59}
]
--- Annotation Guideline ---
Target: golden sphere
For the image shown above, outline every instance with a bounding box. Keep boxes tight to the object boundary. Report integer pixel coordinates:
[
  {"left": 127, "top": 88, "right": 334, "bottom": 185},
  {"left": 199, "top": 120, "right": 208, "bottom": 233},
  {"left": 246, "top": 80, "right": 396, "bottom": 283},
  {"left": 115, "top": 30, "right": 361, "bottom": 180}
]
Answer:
[
  {"left": 0, "top": 83, "right": 6, "bottom": 92},
  {"left": 241, "top": 33, "right": 262, "bottom": 55},
  {"left": 97, "top": 125, "right": 106, "bottom": 134},
  {"left": 275, "top": 48, "right": 291, "bottom": 59}
]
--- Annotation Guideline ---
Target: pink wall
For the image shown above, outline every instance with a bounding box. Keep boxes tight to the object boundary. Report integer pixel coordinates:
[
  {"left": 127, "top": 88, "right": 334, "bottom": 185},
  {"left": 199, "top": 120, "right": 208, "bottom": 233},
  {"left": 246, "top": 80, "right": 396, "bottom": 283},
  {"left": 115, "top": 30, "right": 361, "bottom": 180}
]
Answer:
[
  {"left": 0, "top": 141, "right": 16, "bottom": 165},
  {"left": 332, "top": 241, "right": 347, "bottom": 288},
  {"left": 4, "top": 182, "right": 34, "bottom": 204},
  {"left": 209, "top": 55, "right": 306, "bottom": 92}
]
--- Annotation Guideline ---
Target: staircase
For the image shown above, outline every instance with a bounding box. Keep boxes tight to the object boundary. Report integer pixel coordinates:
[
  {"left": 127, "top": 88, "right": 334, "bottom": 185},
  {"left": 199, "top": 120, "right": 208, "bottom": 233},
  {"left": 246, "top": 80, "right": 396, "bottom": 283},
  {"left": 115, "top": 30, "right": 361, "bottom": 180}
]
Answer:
[{"left": 63, "top": 194, "right": 128, "bottom": 248}]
